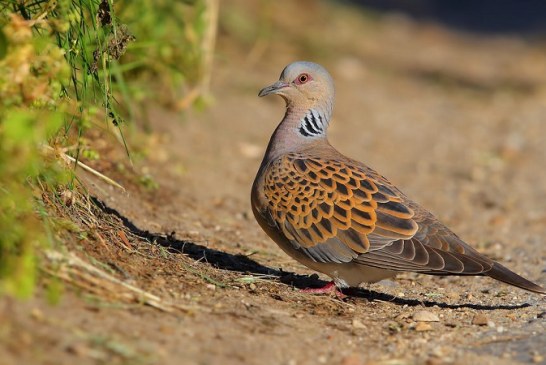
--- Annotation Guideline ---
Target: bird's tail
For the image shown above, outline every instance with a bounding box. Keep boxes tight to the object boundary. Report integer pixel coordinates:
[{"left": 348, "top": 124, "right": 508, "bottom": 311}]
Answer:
[{"left": 486, "top": 262, "right": 546, "bottom": 295}]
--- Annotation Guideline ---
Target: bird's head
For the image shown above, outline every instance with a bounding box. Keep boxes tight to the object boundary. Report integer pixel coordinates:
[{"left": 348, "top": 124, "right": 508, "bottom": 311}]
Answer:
[{"left": 258, "top": 61, "right": 334, "bottom": 111}]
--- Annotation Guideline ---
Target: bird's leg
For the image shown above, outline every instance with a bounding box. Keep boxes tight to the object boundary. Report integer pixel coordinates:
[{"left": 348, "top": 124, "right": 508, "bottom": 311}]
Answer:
[{"left": 301, "top": 281, "right": 346, "bottom": 299}]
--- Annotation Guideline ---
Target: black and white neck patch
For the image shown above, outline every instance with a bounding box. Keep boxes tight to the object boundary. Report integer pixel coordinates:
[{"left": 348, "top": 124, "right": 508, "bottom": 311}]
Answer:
[{"left": 299, "top": 109, "right": 326, "bottom": 137}]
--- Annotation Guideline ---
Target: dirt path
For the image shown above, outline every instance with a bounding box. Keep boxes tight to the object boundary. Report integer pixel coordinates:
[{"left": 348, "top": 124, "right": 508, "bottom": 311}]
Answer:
[{"left": 1, "top": 2, "right": 545, "bottom": 365}]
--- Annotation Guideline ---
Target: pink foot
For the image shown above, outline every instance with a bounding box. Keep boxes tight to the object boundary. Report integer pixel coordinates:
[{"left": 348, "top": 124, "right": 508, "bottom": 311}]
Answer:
[{"left": 301, "top": 281, "right": 346, "bottom": 299}]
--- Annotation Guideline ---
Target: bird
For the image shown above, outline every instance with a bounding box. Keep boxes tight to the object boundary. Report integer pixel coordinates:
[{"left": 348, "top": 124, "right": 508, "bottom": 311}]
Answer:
[{"left": 251, "top": 61, "right": 546, "bottom": 297}]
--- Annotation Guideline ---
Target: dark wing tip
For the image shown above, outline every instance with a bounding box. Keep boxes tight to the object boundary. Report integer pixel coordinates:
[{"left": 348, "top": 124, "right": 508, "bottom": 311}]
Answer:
[{"left": 486, "top": 262, "right": 546, "bottom": 295}]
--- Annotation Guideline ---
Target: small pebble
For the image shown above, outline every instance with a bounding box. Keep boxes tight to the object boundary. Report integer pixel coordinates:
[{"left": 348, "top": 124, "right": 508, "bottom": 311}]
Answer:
[
  {"left": 249, "top": 283, "right": 257, "bottom": 291},
  {"left": 30, "top": 308, "right": 44, "bottom": 321},
  {"left": 159, "top": 326, "right": 175, "bottom": 334},
  {"left": 66, "top": 343, "right": 90, "bottom": 357},
  {"left": 352, "top": 318, "right": 366, "bottom": 329},
  {"left": 413, "top": 310, "right": 440, "bottom": 322},
  {"left": 533, "top": 354, "right": 544, "bottom": 363},
  {"left": 415, "top": 322, "right": 433, "bottom": 332},
  {"left": 472, "top": 313, "right": 489, "bottom": 326},
  {"left": 377, "top": 279, "right": 398, "bottom": 288}
]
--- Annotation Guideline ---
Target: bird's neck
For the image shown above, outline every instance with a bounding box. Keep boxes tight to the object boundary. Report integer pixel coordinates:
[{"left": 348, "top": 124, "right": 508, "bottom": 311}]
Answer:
[{"left": 262, "top": 104, "right": 332, "bottom": 163}]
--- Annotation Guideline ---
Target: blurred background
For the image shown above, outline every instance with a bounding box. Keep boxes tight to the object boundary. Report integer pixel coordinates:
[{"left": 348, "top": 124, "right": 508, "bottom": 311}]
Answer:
[
  {"left": 1, "top": 1, "right": 546, "bottom": 364},
  {"left": 351, "top": 0, "right": 546, "bottom": 34}
]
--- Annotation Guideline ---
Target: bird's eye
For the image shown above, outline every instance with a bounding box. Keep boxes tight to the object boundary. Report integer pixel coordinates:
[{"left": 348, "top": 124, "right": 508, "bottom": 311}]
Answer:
[{"left": 295, "top": 73, "right": 310, "bottom": 84}]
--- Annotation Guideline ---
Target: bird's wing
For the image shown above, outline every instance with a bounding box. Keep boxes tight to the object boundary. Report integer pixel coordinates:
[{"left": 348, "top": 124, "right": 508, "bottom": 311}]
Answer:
[
  {"left": 262, "top": 153, "right": 494, "bottom": 274},
  {"left": 262, "top": 153, "right": 416, "bottom": 261}
]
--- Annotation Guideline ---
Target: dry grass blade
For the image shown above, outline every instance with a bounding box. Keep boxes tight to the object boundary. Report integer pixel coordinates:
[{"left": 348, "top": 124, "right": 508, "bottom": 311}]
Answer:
[
  {"left": 44, "top": 250, "right": 198, "bottom": 314},
  {"left": 200, "top": 0, "right": 219, "bottom": 95},
  {"left": 41, "top": 145, "right": 126, "bottom": 191}
]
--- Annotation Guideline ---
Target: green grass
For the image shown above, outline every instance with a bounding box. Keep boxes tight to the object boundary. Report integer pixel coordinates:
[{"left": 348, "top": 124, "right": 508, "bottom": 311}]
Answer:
[{"left": 0, "top": 0, "right": 211, "bottom": 297}]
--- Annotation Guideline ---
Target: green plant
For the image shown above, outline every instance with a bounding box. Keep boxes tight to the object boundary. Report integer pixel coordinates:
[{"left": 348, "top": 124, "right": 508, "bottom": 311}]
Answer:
[
  {"left": 0, "top": 10, "right": 72, "bottom": 297},
  {"left": 117, "top": 0, "right": 215, "bottom": 108},
  {"left": 0, "top": 0, "right": 212, "bottom": 297}
]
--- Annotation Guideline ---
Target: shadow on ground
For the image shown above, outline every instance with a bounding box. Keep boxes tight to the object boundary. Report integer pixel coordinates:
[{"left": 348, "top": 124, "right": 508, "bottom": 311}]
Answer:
[{"left": 91, "top": 196, "right": 530, "bottom": 311}]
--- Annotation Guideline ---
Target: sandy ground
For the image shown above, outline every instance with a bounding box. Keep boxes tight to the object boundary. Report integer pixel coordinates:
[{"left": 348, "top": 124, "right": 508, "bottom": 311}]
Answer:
[{"left": 1, "top": 1, "right": 546, "bottom": 364}]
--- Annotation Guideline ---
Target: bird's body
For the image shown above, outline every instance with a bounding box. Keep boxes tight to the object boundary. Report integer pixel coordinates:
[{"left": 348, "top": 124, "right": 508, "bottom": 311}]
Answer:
[{"left": 252, "top": 61, "right": 545, "bottom": 295}]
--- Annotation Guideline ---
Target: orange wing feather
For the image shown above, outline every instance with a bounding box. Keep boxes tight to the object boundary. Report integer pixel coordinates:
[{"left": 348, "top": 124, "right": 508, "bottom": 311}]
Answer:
[{"left": 263, "top": 153, "right": 418, "bottom": 262}]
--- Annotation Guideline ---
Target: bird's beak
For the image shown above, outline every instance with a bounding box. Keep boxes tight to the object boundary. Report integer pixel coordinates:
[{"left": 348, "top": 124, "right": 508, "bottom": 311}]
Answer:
[{"left": 258, "top": 81, "right": 289, "bottom": 97}]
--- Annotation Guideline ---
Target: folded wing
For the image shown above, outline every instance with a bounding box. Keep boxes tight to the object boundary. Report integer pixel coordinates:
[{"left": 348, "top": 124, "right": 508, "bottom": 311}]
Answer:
[{"left": 262, "top": 153, "right": 496, "bottom": 276}]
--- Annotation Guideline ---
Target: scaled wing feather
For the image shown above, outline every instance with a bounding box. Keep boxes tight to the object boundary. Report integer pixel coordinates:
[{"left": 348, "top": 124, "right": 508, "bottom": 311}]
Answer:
[{"left": 262, "top": 153, "right": 495, "bottom": 276}]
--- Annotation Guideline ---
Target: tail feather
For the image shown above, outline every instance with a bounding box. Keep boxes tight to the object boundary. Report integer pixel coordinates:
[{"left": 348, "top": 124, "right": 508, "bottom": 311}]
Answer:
[{"left": 486, "top": 262, "right": 546, "bottom": 295}]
